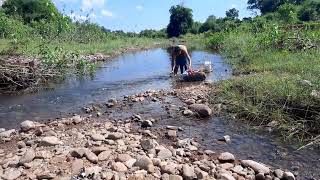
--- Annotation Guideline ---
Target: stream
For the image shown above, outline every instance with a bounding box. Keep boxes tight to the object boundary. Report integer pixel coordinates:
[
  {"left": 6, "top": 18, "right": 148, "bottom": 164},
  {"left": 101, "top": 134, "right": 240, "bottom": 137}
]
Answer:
[{"left": 0, "top": 48, "right": 319, "bottom": 178}]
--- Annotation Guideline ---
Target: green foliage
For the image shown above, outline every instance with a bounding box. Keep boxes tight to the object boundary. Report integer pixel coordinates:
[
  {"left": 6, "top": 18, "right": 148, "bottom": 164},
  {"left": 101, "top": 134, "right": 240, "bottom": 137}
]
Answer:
[
  {"left": 226, "top": 8, "right": 239, "bottom": 19},
  {"left": 298, "top": 0, "right": 320, "bottom": 21},
  {"left": 247, "top": 0, "right": 306, "bottom": 14},
  {"left": 277, "top": 3, "right": 298, "bottom": 23},
  {"left": 0, "top": 12, "right": 33, "bottom": 38},
  {"left": 167, "top": 5, "right": 194, "bottom": 37},
  {"left": 2, "top": 0, "right": 61, "bottom": 23},
  {"left": 205, "top": 32, "right": 225, "bottom": 50},
  {"left": 139, "top": 29, "right": 167, "bottom": 38}
]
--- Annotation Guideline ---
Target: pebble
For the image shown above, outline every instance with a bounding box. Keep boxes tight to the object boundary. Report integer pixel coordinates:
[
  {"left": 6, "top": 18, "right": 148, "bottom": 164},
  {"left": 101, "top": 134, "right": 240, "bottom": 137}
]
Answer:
[
  {"left": 112, "top": 162, "right": 128, "bottom": 172},
  {"left": 39, "top": 136, "right": 63, "bottom": 146},
  {"left": 116, "top": 154, "right": 132, "bottom": 162},
  {"left": 283, "top": 172, "right": 295, "bottom": 180},
  {"left": 2, "top": 169, "right": 21, "bottom": 180},
  {"left": 85, "top": 150, "right": 99, "bottom": 164},
  {"left": 182, "top": 164, "right": 196, "bottom": 180},
  {"left": 72, "top": 159, "right": 84, "bottom": 175},
  {"left": 107, "top": 133, "right": 124, "bottom": 140},
  {"left": 189, "top": 104, "right": 212, "bottom": 118},
  {"left": 19, "top": 149, "right": 35, "bottom": 164},
  {"left": 157, "top": 148, "right": 173, "bottom": 160},
  {"left": 167, "top": 130, "right": 177, "bottom": 138},
  {"left": 134, "top": 156, "right": 155, "bottom": 173},
  {"left": 141, "top": 120, "right": 153, "bottom": 128},
  {"left": 96, "top": 150, "right": 110, "bottom": 161},
  {"left": 218, "top": 152, "right": 235, "bottom": 163}
]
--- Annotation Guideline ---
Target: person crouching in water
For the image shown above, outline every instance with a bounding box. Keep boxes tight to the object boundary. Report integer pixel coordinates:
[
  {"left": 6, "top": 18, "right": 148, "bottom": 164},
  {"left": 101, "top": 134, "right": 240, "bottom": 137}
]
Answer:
[{"left": 171, "top": 45, "right": 192, "bottom": 75}]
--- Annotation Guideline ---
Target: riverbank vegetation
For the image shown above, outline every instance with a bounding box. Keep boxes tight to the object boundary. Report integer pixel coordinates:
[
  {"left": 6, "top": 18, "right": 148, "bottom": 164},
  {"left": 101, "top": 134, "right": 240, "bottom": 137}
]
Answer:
[
  {"left": 164, "top": 0, "right": 320, "bottom": 146},
  {"left": 183, "top": 0, "right": 319, "bottom": 146},
  {"left": 0, "top": 0, "right": 168, "bottom": 93}
]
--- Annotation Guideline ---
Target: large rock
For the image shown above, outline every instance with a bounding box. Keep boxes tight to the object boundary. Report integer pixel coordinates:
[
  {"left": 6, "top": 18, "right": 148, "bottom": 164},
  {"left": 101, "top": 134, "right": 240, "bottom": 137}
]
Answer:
[
  {"left": 20, "top": 120, "right": 36, "bottom": 132},
  {"left": 2, "top": 169, "right": 21, "bottom": 180},
  {"left": 116, "top": 154, "right": 132, "bottom": 162},
  {"left": 39, "top": 136, "right": 63, "bottom": 146},
  {"left": 0, "top": 129, "right": 15, "bottom": 138},
  {"left": 19, "top": 149, "right": 35, "bottom": 164},
  {"left": 91, "top": 133, "right": 105, "bottom": 141},
  {"left": 218, "top": 152, "right": 235, "bottom": 163},
  {"left": 141, "top": 120, "right": 153, "bottom": 128},
  {"left": 134, "top": 156, "right": 155, "bottom": 173},
  {"left": 182, "top": 164, "right": 196, "bottom": 180},
  {"left": 189, "top": 104, "right": 212, "bottom": 118},
  {"left": 241, "top": 160, "right": 270, "bottom": 174}
]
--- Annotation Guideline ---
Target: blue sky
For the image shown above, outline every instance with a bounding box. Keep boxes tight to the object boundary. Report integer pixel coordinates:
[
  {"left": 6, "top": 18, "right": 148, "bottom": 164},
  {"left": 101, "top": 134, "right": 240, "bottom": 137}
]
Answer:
[{"left": 53, "top": 0, "right": 254, "bottom": 32}]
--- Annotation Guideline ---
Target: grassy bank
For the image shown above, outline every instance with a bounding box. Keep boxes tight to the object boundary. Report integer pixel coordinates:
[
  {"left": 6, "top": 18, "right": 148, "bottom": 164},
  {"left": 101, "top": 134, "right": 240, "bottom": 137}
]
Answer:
[{"left": 203, "top": 24, "right": 320, "bottom": 145}]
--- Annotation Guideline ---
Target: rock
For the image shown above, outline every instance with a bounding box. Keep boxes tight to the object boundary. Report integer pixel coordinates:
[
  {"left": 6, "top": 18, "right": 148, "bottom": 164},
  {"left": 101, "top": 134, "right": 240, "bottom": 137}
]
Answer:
[
  {"left": 70, "top": 148, "right": 87, "bottom": 158},
  {"left": 125, "top": 159, "right": 137, "bottom": 168},
  {"left": 283, "top": 172, "right": 295, "bottom": 180},
  {"left": 176, "top": 149, "right": 185, "bottom": 156},
  {"left": 107, "top": 133, "right": 124, "bottom": 140},
  {"left": 255, "top": 173, "right": 265, "bottom": 180},
  {"left": 167, "top": 130, "right": 177, "bottom": 138},
  {"left": 91, "top": 133, "right": 105, "bottom": 141},
  {"left": 36, "top": 172, "right": 56, "bottom": 179},
  {"left": 116, "top": 154, "right": 132, "bottom": 162},
  {"left": 195, "top": 168, "right": 209, "bottom": 179},
  {"left": 219, "top": 163, "right": 234, "bottom": 170},
  {"left": 220, "top": 173, "right": 236, "bottom": 180},
  {"left": 19, "top": 149, "right": 35, "bottom": 164},
  {"left": 273, "top": 169, "right": 283, "bottom": 178},
  {"left": 85, "top": 150, "right": 98, "bottom": 164},
  {"left": 72, "top": 115, "right": 83, "bottom": 124},
  {"left": 85, "top": 166, "right": 102, "bottom": 177},
  {"left": 0, "top": 129, "right": 15, "bottom": 138},
  {"left": 220, "top": 135, "right": 231, "bottom": 143},
  {"left": 169, "top": 175, "right": 183, "bottom": 180},
  {"left": 17, "top": 141, "right": 26, "bottom": 149},
  {"left": 72, "top": 159, "right": 84, "bottom": 175},
  {"left": 185, "top": 99, "right": 196, "bottom": 105},
  {"left": 112, "top": 162, "right": 128, "bottom": 172},
  {"left": 2, "top": 169, "right": 21, "bottom": 180},
  {"left": 157, "top": 148, "right": 172, "bottom": 159},
  {"left": 98, "top": 150, "right": 112, "bottom": 161},
  {"left": 182, "top": 164, "right": 196, "bottom": 180},
  {"left": 39, "top": 136, "right": 63, "bottom": 146},
  {"left": 189, "top": 104, "right": 212, "bottom": 118},
  {"left": 161, "top": 163, "right": 177, "bottom": 174},
  {"left": 218, "top": 152, "right": 235, "bottom": 163},
  {"left": 20, "top": 120, "right": 35, "bottom": 132},
  {"left": 92, "top": 146, "right": 109, "bottom": 155},
  {"left": 204, "top": 150, "right": 215, "bottom": 155},
  {"left": 182, "top": 110, "right": 193, "bottom": 116},
  {"left": 0, "top": 128, "right": 5, "bottom": 133},
  {"left": 141, "top": 120, "right": 153, "bottom": 128},
  {"left": 140, "top": 139, "right": 158, "bottom": 150},
  {"left": 134, "top": 156, "right": 155, "bottom": 173},
  {"left": 241, "top": 160, "right": 270, "bottom": 174}
]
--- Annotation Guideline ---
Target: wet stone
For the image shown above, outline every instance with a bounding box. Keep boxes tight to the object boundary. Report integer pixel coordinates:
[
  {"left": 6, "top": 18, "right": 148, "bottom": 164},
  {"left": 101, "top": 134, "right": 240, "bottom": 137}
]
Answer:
[{"left": 218, "top": 152, "right": 235, "bottom": 163}]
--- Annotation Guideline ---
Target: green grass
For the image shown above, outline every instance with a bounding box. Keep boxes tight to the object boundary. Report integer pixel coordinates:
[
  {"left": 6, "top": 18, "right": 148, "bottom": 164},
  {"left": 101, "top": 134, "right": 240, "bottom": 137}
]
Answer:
[{"left": 208, "top": 29, "right": 320, "bottom": 143}]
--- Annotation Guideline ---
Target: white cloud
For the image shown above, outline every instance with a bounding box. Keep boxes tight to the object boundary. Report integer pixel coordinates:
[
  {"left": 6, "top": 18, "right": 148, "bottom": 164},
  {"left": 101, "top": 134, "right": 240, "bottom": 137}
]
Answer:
[
  {"left": 0, "top": 0, "right": 5, "bottom": 6},
  {"left": 231, "top": 4, "right": 238, "bottom": 8},
  {"left": 101, "top": 9, "right": 113, "bottom": 17},
  {"left": 82, "top": 0, "right": 105, "bottom": 11},
  {"left": 136, "top": 5, "right": 144, "bottom": 11},
  {"left": 69, "top": 12, "right": 96, "bottom": 22}
]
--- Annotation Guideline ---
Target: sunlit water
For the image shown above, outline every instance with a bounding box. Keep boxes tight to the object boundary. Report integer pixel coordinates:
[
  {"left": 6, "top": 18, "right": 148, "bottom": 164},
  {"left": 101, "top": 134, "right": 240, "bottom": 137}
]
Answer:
[{"left": 0, "top": 48, "right": 231, "bottom": 128}]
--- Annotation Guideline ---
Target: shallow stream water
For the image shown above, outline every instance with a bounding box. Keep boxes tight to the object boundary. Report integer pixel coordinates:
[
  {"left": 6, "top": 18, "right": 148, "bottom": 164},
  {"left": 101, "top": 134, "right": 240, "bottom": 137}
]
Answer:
[{"left": 0, "top": 48, "right": 319, "bottom": 178}]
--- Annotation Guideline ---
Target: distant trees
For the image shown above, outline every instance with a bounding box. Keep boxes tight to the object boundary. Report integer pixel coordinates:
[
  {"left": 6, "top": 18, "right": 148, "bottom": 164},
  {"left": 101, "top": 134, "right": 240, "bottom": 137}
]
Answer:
[
  {"left": 297, "top": 0, "right": 320, "bottom": 21},
  {"left": 247, "top": 0, "right": 305, "bottom": 14},
  {"left": 167, "top": 5, "right": 194, "bottom": 37},
  {"left": 2, "top": 0, "right": 61, "bottom": 23},
  {"left": 226, "top": 8, "right": 239, "bottom": 19}
]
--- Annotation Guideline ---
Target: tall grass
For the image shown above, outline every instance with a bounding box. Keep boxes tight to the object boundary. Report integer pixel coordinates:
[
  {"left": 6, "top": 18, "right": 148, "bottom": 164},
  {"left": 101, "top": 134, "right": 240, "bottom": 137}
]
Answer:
[{"left": 207, "top": 23, "right": 320, "bottom": 144}]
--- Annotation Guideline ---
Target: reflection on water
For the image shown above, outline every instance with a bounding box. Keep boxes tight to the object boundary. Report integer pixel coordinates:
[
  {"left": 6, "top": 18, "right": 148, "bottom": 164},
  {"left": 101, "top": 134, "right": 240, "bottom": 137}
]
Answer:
[{"left": 0, "top": 48, "right": 231, "bottom": 128}]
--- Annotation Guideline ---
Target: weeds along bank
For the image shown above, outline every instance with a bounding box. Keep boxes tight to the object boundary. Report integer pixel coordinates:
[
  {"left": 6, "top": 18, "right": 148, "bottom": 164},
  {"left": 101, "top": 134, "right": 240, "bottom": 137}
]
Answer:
[
  {"left": 0, "top": 11, "right": 168, "bottom": 93},
  {"left": 203, "top": 21, "right": 320, "bottom": 145}
]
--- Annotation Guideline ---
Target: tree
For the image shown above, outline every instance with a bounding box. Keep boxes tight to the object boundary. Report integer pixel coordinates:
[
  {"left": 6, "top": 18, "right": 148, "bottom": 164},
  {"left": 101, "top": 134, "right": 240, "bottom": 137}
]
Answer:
[
  {"left": 199, "top": 15, "right": 223, "bottom": 33},
  {"left": 190, "top": 21, "right": 202, "bottom": 34},
  {"left": 2, "top": 0, "right": 61, "bottom": 23},
  {"left": 226, "top": 8, "right": 239, "bottom": 19},
  {"left": 247, "top": 0, "right": 305, "bottom": 14},
  {"left": 166, "top": 5, "right": 193, "bottom": 37},
  {"left": 277, "top": 3, "right": 298, "bottom": 23},
  {"left": 298, "top": 0, "right": 320, "bottom": 21}
]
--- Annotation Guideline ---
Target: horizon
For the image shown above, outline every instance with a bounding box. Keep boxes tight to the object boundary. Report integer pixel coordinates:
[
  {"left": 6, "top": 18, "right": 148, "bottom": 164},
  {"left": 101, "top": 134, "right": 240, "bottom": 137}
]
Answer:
[{"left": 52, "top": 0, "right": 256, "bottom": 32}]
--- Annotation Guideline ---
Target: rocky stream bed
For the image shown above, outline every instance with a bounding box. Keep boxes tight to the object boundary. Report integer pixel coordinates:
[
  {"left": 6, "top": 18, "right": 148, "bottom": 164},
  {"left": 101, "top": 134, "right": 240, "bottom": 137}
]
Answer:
[{"left": 0, "top": 82, "right": 298, "bottom": 180}]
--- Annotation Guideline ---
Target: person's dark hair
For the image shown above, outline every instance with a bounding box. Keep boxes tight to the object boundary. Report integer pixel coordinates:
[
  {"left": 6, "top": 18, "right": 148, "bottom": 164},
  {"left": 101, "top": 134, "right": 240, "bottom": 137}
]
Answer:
[{"left": 174, "top": 46, "right": 181, "bottom": 53}]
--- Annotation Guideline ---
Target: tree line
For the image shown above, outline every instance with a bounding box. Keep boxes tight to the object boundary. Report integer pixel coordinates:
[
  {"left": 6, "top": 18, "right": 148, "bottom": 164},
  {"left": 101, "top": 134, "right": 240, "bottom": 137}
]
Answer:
[{"left": 0, "top": 0, "right": 319, "bottom": 40}]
